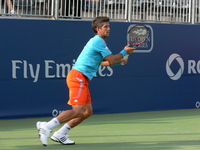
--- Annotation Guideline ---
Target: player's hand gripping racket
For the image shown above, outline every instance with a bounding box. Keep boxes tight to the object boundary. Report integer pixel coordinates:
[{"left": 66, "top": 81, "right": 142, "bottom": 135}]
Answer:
[{"left": 121, "top": 24, "right": 149, "bottom": 65}]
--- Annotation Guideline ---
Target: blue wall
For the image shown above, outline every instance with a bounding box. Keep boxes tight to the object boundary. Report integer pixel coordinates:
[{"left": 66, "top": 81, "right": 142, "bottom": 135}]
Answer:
[{"left": 0, "top": 19, "right": 200, "bottom": 119}]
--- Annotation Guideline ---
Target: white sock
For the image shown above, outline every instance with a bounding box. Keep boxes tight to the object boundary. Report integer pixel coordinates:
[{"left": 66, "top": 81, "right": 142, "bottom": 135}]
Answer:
[
  {"left": 10, "top": 10, "right": 15, "bottom": 14},
  {"left": 45, "top": 118, "right": 60, "bottom": 130},
  {"left": 57, "top": 123, "right": 71, "bottom": 135}
]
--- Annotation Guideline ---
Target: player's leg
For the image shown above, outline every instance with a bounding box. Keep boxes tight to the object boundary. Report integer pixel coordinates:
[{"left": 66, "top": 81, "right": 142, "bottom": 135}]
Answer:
[
  {"left": 37, "top": 105, "right": 87, "bottom": 146},
  {"left": 56, "top": 105, "right": 86, "bottom": 123},
  {"left": 67, "top": 83, "right": 93, "bottom": 128},
  {"left": 49, "top": 104, "right": 86, "bottom": 145},
  {"left": 50, "top": 104, "right": 92, "bottom": 145},
  {"left": 68, "top": 103, "right": 93, "bottom": 128},
  {"left": 64, "top": 68, "right": 92, "bottom": 128},
  {"left": 51, "top": 85, "right": 92, "bottom": 144},
  {"left": 50, "top": 69, "right": 92, "bottom": 145},
  {"left": 37, "top": 69, "right": 90, "bottom": 146}
]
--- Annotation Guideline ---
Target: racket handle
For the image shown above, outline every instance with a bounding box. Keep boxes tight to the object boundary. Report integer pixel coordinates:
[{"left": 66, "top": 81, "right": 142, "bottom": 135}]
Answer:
[{"left": 121, "top": 54, "right": 129, "bottom": 65}]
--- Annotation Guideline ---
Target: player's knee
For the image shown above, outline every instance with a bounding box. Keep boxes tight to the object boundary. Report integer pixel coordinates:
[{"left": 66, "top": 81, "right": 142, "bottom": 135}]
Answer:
[
  {"left": 85, "top": 110, "right": 93, "bottom": 118},
  {"left": 73, "top": 110, "right": 85, "bottom": 118}
]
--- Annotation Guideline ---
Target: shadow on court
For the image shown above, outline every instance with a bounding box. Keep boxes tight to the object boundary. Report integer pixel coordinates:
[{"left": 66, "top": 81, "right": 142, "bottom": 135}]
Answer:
[
  {"left": 0, "top": 109, "right": 200, "bottom": 132},
  {"left": 14, "top": 140, "right": 200, "bottom": 150}
]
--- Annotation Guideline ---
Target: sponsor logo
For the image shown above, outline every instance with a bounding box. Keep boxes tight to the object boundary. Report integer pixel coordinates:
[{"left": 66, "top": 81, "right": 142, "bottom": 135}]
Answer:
[
  {"left": 132, "top": 28, "right": 147, "bottom": 35},
  {"left": 195, "top": 101, "right": 200, "bottom": 108},
  {"left": 166, "top": 53, "right": 200, "bottom": 80},
  {"left": 127, "top": 24, "right": 154, "bottom": 53},
  {"left": 52, "top": 109, "right": 64, "bottom": 117},
  {"left": 11, "top": 59, "right": 113, "bottom": 82},
  {"left": 166, "top": 53, "right": 184, "bottom": 80}
]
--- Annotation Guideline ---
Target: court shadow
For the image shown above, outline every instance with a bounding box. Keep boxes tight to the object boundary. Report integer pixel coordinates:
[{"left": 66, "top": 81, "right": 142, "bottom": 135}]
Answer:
[
  {"left": 1, "top": 109, "right": 200, "bottom": 132},
  {"left": 15, "top": 140, "right": 200, "bottom": 150}
]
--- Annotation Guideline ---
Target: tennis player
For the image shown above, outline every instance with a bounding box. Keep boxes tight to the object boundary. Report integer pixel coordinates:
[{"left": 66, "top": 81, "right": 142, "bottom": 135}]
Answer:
[{"left": 36, "top": 16, "right": 136, "bottom": 146}]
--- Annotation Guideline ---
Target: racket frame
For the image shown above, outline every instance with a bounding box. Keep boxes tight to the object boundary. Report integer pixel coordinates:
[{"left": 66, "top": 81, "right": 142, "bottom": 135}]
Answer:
[{"left": 127, "top": 24, "right": 149, "bottom": 47}]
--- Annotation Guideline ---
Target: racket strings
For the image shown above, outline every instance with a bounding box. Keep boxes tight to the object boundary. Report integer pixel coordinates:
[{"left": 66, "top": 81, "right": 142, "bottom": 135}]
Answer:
[{"left": 127, "top": 25, "right": 149, "bottom": 46}]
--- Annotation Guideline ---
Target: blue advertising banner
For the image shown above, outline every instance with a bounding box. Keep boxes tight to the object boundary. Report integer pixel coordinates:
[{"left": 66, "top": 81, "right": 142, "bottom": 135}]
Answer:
[{"left": 0, "top": 19, "right": 199, "bottom": 119}]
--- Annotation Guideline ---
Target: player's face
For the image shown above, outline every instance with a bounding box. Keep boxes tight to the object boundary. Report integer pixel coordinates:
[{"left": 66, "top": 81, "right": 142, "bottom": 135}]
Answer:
[{"left": 97, "top": 22, "right": 110, "bottom": 39}]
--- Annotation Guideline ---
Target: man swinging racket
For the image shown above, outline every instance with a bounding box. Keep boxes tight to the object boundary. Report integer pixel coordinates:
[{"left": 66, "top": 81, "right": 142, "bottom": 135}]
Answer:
[{"left": 36, "top": 16, "right": 136, "bottom": 146}]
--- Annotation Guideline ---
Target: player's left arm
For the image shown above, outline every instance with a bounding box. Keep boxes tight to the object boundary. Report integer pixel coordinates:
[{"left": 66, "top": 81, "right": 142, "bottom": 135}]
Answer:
[
  {"left": 101, "top": 57, "right": 128, "bottom": 66},
  {"left": 101, "top": 59, "right": 110, "bottom": 66}
]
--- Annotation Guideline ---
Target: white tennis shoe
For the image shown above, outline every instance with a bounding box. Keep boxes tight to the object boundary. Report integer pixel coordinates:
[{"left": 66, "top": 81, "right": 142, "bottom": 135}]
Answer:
[
  {"left": 51, "top": 131, "right": 75, "bottom": 145},
  {"left": 36, "top": 121, "right": 51, "bottom": 146}
]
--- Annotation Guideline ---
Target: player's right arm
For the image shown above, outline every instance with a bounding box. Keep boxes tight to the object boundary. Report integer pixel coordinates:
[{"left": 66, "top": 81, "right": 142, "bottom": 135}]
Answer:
[
  {"left": 102, "top": 45, "right": 135, "bottom": 66},
  {"left": 101, "top": 57, "right": 128, "bottom": 66}
]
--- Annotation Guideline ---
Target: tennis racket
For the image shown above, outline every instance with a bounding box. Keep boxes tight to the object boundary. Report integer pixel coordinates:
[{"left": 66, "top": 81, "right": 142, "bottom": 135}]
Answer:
[{"left": 121, "top": 24, "right": 149, "bottom": 65}]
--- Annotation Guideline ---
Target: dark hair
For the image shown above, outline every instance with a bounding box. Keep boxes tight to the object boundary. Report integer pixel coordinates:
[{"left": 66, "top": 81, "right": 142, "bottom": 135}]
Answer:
[{"left": 92, "top": 16, "right": 110, "bottom": 34}]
